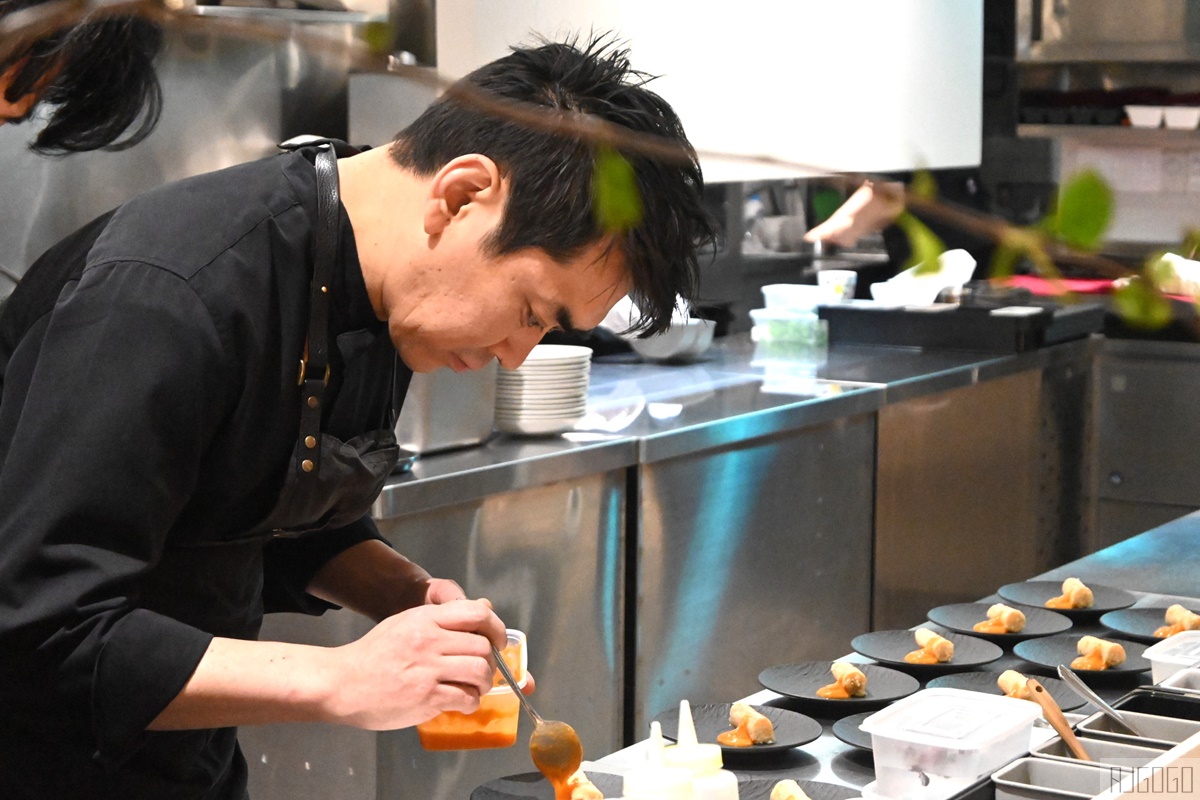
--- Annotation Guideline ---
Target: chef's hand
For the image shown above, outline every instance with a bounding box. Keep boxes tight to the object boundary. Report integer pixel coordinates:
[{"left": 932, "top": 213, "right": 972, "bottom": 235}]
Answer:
[
  {"left": 804, "top": 180, "right": 905, "bottom": 248},
  {"left": 327, "top": 599, "right": 506, "bottom": 730},
  {"left": 426, "top": 584, "right": 538, "bottom": 696}
]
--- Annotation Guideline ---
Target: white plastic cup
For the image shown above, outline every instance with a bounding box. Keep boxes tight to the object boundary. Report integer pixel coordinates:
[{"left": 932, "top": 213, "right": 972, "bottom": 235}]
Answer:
[{"left": 817, "top": 269, "right": 858, "bottom": 302}]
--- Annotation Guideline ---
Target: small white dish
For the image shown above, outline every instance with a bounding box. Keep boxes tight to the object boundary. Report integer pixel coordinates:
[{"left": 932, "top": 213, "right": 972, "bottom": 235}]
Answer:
[{"left": 1125, "top": 105, "right": 1164, "bottom": 128}]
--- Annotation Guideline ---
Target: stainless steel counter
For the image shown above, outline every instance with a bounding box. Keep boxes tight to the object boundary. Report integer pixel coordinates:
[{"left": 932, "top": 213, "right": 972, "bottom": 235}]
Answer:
[{"left": 373, "top": 334, "right": 1099, "bottom": 516}]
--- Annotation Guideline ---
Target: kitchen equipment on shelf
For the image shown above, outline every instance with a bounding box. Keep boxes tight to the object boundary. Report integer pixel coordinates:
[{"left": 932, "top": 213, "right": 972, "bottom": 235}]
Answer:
[
  {"left": 494, "top": 345, "right": 591, "bottom": 436},
  {"left": 395, "top": 361, "right": 498, "bottom": 455}
]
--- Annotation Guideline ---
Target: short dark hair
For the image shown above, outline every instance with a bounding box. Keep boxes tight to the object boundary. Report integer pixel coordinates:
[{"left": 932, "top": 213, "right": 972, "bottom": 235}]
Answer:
[
  {"left": 389, "top": 34, "right": 716, "bottom": 336},
  {"left": 0, "top": 3, "right": 163, "bottom": 154}
]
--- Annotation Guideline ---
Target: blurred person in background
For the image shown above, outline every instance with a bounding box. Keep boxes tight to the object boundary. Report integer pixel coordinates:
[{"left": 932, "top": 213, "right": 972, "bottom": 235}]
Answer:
[{"left": 0, "top": 0, "right": 163, "bottom": 152}]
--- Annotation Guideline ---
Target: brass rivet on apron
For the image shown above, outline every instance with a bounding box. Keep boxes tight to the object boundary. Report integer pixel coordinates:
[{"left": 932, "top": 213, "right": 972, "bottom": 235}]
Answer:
[
  {"left": 307, "top": 396, "right": 319, "bottom": 409},
  {"left": 305, "top": 435, "right": 317, "bottom": 448},
  {"left": 302, "top": 459, "right": 315, "bottom": 472}
]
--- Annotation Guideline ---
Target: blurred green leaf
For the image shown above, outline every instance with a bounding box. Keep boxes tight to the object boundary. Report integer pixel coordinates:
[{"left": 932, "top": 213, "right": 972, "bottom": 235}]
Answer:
[
  {"left": 894, "top": 211, "right": 945, "bottom": 275},
  {"left": 1146, "top": 253, "right": 1175, "bottom": 288},
  {"left": 989, "top": 244, "right": 1023, "bottom": 279},
  {"left": 592, "top": 148, "right": 643, "bottom": 232},
  {"left": 1046, "top": 169, "right": 1113, "bottom": 251},
  {"left": 811, "top": 187, "right": 844, "bottom": 225},
  {"left": 360, "top": 22, "right": 392, "bottom": 56},
  {"left": 1181, "top": 229, "right": 1200, "bottom": 260},
  {"left": 1112, "top": 278, "right": 1172, "bottom": 330},
  {"left": 910, "top": 170, "right": 938, "bottom": 201}
]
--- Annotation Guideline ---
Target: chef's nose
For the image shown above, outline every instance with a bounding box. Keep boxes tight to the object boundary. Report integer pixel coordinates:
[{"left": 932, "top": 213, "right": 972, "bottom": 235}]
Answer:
[{"left": 491, "top": 328, "right": 543, "bottom": 370}]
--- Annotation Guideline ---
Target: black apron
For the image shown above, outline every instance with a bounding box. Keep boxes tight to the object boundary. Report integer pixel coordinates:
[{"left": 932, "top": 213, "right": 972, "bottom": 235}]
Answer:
[{"left": 253, "top": 140, "right": 400, "bottom": 538}]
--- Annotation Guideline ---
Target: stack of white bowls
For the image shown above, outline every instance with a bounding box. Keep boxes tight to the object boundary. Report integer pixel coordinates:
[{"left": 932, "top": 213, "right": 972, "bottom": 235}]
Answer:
[{"left": 494, "top": 344, "right": 592, "bottom": 435}]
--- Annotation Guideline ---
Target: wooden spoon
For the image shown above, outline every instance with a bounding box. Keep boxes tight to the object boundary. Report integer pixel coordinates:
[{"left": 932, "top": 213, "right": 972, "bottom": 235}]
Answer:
[{"left": 1026, "top": 678, "right": 1091, "bottom": 761}]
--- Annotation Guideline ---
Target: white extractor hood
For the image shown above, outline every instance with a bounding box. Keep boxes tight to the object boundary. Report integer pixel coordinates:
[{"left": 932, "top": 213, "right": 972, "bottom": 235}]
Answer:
[{"left": 436, "top": 0, "right": 983, "bottom": 181}]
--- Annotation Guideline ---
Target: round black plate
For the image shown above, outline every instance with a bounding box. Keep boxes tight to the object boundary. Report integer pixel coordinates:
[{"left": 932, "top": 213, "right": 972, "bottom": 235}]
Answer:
[
  {"left": 471, "top": 771, "right": 623, "bottom": 800},
  {"left": 926, "top": 602, "right": 1072, "bottom": 643},
  {"left": 758, "top": 661, "right": 920, "bottom": 717},
  {"left": 1100, "top": 607, "right": 1187, "bottom": 644},
  {"left": 997, "top": 580, "right": 1137, "bottom": 619},
  {"left": 924, "top": 670, "right": 1085, "bottom": 712},
  {"left": 850, "top": 630, "right": 1003, "bottom": 675},
  {"left": 737, "top": 778, "right": 863, "bottom": 800},
  {"left": 1013, "top": 634, "right": 1150, "bottom": 681},
  {"left": 652, "top": 703, "right": 822, "bottom": 756},
  {"left": 831, "top": 710, "right": 876, "bottom": 752}
]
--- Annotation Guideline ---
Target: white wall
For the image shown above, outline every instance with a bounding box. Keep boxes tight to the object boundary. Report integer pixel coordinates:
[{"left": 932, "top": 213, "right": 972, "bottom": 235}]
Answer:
[{"left": 437, "top": 0, "right": 983, "bottom": 181}]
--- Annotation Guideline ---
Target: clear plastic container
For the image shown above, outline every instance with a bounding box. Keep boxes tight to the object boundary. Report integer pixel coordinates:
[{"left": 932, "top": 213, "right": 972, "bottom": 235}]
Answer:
[
  {"left": 1144, "top": 630, "right": 1200, "bottom": 683},
  {"left": 416, "top": 629, "right": 527, "bottom": 750},
  {"left": 748, "top": 308, "right": 827, "bottom": 345},
  {"left": 761, "top": 283, "right": 838, "bottom": 310},
  {"left": 860, "top": 688, "right": 1041, "bottom": 800}
]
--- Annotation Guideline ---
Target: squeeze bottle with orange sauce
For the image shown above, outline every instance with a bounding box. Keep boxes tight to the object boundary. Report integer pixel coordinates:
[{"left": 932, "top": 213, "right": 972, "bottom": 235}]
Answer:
[
  {"left": 663, "top": 700, "right": 740, "bottom": 800},
  {"left": 621, "top": 721, "right": 694, "bottom": 800}
]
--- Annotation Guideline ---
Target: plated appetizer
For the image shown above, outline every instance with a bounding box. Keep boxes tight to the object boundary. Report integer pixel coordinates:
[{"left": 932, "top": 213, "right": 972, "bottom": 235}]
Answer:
[
  {"left": 717, "top": 702, "right": 776, "bottom": 747},
  {"left": 974, "top": 604, "right": 1026, "bottom": 634},
  {"left": 1072, "top": 635, "right": 1126, "bottom": 671},
  {"left": 905, "top": 628, "right": 955, "bottom": 664},
  {"left": 1046, "top": 577, "right": 1093, "bottom": 610},
  {"left": 1154, "top": 604, "right": 1200, "bottom": 638},
  {"left": 816, "top": 661, "right": 868, "bottom": 699}
]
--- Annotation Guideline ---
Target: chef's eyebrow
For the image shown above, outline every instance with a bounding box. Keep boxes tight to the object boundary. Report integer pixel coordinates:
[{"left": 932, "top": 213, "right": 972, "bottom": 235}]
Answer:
[{"left": 554, "top": 306, "right": 579, "bottom": 334}]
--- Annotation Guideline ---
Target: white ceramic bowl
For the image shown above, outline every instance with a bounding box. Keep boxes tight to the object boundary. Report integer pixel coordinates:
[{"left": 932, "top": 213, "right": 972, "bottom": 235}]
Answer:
[
  {"left": 629, "top": 319, "right": 716, "bottom": 362},
  {"left": 1125, "top": 105, "right": 1164, "bottom": 128},
  {"left": 1164, "top": 106, "right": 1200, "bottom": 130}
]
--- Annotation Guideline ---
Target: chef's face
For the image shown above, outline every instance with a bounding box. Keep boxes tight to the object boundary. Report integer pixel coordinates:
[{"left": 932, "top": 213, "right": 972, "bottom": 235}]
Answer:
[{"left": 388, "top": 237, "right": 630, "bottom": 374}]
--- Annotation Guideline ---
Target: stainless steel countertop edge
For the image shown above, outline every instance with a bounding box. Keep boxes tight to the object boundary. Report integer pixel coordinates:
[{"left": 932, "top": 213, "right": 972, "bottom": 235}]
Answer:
[
  {"left": 372, "top": 436, "right": 637, "bottom": 518},
  {"left": 636, "top": 385, "right": 885, "bottom": 464}
]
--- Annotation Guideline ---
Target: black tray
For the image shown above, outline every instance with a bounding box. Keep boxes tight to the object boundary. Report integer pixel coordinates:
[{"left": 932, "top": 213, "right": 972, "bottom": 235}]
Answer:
[{"left": 818, "top": 301, "right": 1104, "bottom": 354}]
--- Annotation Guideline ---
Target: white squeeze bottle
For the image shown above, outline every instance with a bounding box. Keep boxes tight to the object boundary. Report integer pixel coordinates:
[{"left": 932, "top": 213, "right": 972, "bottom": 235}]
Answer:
[
  {"left": 621, "top": 721, "right": 695, "bottom": 800},
  {"left": 663, "top": 700, "right": 740, "bottom": 800}
]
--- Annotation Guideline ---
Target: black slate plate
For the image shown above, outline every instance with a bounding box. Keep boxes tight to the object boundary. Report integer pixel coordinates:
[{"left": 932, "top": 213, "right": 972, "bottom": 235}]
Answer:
[
  {"left": 1100, "top": 607, "right": 1187, "bottom": 644},
  {"left": 927, "top": 602, "right": 1072, "bottom": 643},
  {"left": 737, "top": 778, "right": 862, "bottom": 800},
  {"left": 850, "top": 630, "right": 1003, "bottom": 676},
  {"left": 831, "top": 710, "right": 876, "bottom": 752},
  {"left": 471, "top": 771, "right": 623, "bottom": 800},
  {"left": 997, "top": 580, "right": 1137, "bottom": 619},
  {"left": 758, "top": 661, "right": 919, "bottom": 717},
  {"left": 924, "top": 670, "right": 1085, "bottom": 712},
  {"left": 1013, "top": 634, "right": 1150, "bottom": 682},
  {"left": 652, "top": 703, "right": 822, "bottom": 756}
]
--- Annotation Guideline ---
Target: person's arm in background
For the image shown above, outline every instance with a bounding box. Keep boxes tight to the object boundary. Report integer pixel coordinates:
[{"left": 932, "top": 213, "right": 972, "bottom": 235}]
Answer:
[{"left": 803, "top": 180, "right": 905, "bottom": 249}]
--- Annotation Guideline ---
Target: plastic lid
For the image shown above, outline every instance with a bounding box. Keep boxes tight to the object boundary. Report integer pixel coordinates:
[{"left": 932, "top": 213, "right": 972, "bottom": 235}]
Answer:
[
  {"left": 662, "top": 700, "right": 725, "bottom": 775},
  {"left": 1145, "top": 630, "right": 1200, "bottom": 663},
  {"left": 859, "top": 688, "right": 1040, "bottom": 750},
  {"left": 622, "top": 722, "right": 695, "bottom": 800}
]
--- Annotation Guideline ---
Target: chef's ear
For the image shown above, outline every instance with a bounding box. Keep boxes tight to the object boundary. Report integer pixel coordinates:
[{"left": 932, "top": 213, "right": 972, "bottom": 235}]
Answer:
[{"left": 423, "top": 154, "right": 503, "bottom": 235}]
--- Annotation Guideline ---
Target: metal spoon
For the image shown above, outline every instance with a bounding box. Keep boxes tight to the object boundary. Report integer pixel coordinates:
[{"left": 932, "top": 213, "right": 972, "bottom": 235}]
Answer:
[
  {"left": 1056, "top": 665, "right": 1146, "bottom": 737},
  {"left": 492, "top": 645, "right": 583, "bottom": 795}
]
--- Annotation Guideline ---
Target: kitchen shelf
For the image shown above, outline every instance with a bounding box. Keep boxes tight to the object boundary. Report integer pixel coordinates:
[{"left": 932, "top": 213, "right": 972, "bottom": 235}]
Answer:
[
  {"left": 1018, "top": 124, "right": 1200, "bottom": 144},
  {"left": 1018, "top": 42, "right": 1200, "bottom": 64},
  {"left": 189, "top": 5, "right": 386, "bottom": 24}
]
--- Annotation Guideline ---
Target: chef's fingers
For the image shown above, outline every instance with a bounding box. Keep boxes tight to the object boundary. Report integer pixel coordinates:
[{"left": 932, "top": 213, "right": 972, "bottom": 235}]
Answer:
[
  {"left": 520, "top": 671, "right": 537, "bottom": 696},
  {"left": 428, "top": 599, "right": 507, "bottom": 649},
  {"left": 434, "top": 655, "right": 496, "bottom": 700},
  {"left": 424, "top": 578, "right": 468, "bottom": 605}
]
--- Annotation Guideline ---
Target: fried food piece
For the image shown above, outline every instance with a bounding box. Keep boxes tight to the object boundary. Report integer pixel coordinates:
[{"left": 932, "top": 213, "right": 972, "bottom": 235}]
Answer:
[
  {"left": 567, "top": 769, "right": 603, "bottom": 800},
  {"left": 1071, "top": 635, "right": 1126, "bottom": 671},
  {"left": 1046, "top": 577, "right": 1093, "bottom": 610},
  {"left": 1155, "top": 604, "right": 1200, "bottom": 638},
  {"left": 904, "top": 627, "right": 954, "bottom": 664},
  {"left": 997, "top": 670, "right": 1032, "bottom": 700},
  {"left": 817, "top": 661, "right": 866, "bottom": 699},
  {"left": 771, "top": 778, "right": 813, "bottom": 800},
  {"left": 981, "top": 604, "right": 1026, "bottom": 633},
  {"left": 830, "top": 661, "right": 868, "bottom": 696},
  {"left": 729, "top": 702, "right": 775, "bottom": 744}
]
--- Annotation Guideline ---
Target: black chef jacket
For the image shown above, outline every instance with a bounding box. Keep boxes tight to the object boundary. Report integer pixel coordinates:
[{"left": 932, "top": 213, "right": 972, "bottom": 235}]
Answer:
[{"left": 0, "top": 149, "right": 408, "bottom": 799}]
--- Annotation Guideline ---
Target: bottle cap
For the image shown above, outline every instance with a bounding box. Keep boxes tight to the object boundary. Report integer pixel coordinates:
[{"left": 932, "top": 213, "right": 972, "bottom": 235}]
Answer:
[
  {"left": 662, "top": 699, "right": 725, "bottom": 774},
  {"left": 622, "top": 722, "right": 695, "bottom": 800}
]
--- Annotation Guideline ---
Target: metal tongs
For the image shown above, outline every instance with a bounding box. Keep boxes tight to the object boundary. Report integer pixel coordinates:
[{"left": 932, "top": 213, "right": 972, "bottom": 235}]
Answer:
[{"left": 1057, "top": 665, "right": 1146, "bottom": 737}]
